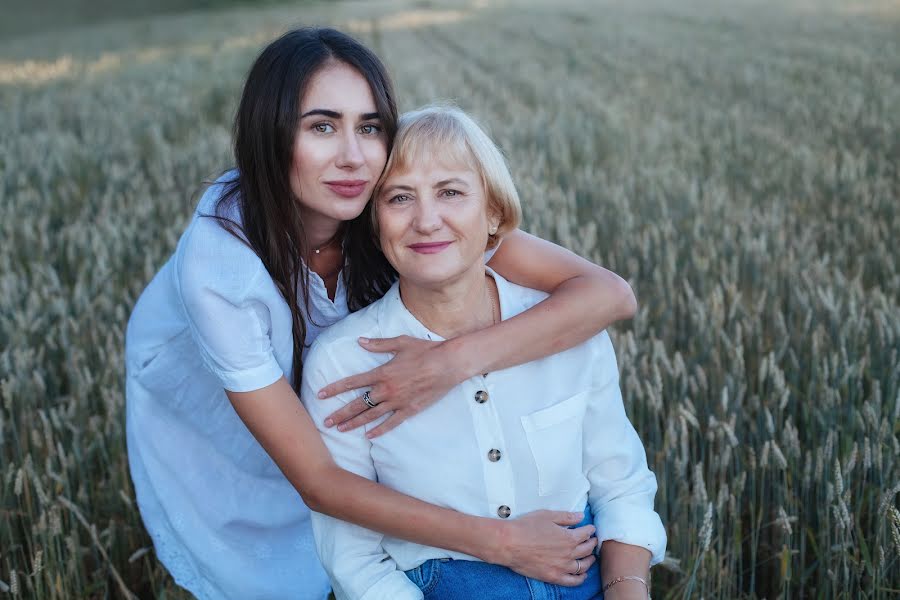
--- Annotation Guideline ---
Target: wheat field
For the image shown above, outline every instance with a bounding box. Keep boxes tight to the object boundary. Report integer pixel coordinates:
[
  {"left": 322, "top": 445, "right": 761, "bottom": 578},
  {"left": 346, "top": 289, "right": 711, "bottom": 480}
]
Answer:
[{"left": 1, "top": 0, "right": 898, "bottom": 598}]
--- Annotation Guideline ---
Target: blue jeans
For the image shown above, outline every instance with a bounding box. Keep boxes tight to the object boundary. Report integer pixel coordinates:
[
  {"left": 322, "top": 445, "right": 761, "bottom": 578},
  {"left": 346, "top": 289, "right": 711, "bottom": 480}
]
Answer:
[{"left": 405, "top": 507, "right": 602, "bottom": 600}]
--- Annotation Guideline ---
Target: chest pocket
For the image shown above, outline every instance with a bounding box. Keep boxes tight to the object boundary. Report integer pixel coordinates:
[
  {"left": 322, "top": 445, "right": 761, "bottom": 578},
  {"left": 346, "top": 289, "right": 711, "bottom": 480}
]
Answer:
[{"left": 520, "top": 391, "right": 589, "bottom": 496}]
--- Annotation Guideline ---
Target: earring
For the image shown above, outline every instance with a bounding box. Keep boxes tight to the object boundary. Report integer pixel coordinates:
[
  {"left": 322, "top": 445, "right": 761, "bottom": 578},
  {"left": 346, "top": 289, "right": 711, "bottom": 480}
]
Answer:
[{"left": 489, "top": 225, "right": 498, "bottom": 235}]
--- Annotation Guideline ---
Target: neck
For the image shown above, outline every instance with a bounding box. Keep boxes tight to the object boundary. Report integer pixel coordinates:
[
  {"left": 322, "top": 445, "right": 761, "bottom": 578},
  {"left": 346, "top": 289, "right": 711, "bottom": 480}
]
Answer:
[
  {"left": 298, "top": 206, "right": 342, "bottom": 253},
  {"left": 400, "top": 266, "right": 496, "bottom": 339}
]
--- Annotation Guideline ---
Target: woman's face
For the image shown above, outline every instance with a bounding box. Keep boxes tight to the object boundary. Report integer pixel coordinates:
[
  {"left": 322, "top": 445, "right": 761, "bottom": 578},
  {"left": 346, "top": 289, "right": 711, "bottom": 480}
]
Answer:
[
  {"left": 376, "top": 157, "right": 500, "bottom": 289},
  {"left": 291, "top": 61, "right": 388, "bottom": 226}
]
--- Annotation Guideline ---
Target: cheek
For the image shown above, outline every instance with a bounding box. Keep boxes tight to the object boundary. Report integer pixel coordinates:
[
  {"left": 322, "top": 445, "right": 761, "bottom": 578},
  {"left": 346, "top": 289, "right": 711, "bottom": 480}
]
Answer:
[
  {"left": 365, "top": 140, "right": 389, "bottom": 171},
  {"left": 292, "top": 137, "right": 329, "bottom": 175},
  {"left": 461, "top": 204, "right": 490, "bottom": 235},
  {"left": 375, "top": 211, "right": 392, "bottom": 248},
  {"left": 377, "top": 211, "right": 406, "bottom": 252}
]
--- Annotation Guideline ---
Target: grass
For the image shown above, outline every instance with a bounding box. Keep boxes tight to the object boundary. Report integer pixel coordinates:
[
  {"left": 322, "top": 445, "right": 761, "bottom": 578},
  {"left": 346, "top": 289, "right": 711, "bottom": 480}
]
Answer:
[{"left": 1, "top": 0, "right": 898, "bottom": 597}]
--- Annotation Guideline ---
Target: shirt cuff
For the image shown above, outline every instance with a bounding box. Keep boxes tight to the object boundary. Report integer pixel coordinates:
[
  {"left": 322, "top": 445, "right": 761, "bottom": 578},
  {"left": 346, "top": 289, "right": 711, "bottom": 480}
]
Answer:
[
  {"left": 593, "top": 500, "right": 667, "bottom": 566},
  {"left": 216, "top": 359, "right": 283, "bottom": 393},
  {"left": 354, "top": 571, "right": 423, "bottom": 600}
]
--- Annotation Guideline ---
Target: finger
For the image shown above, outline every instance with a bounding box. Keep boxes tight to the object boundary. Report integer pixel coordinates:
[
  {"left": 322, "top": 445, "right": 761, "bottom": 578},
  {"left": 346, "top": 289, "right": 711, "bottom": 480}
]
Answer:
[
  {"left": 323, "top": 398, "right": 370, "bottom": 428},
  {"left": 365, "top": 410, "right": 407, "bottom": 439},
  {"left": 554, "top": 555, "right": 595, "bottom": 587},
  {"left": 336, "top": 400, "right": 393, "bottom": 432},
  {"left": 572, "top": 538, "right": 598, "bottom": 559},
  {"left": 553, "top": 572, "right": 589, "bottom": 588},
  {"left": 358, "top": 335, "right": 410, "bottom": 353},
  {"left": 318, "top": 369, "right": 379, "bottom": 399},
  {"left": 545, "top": 510, "right": 586, "bottom": 526},
  {"left": 567, "top": 524, "right": 596, "bottom": 542}
]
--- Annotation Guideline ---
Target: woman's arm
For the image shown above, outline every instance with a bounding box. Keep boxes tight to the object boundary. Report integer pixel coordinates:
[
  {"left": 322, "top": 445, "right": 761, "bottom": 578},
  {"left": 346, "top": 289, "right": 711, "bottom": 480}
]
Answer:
[
  {"left": 459, "top": 228, "right": 637, "bottom": 373},
  {"left": 227, "top": 377, "right": 597, "bottom": 586},
  {"left": 599, "top": 541, "right": 652, "bottom": 600},
  {"left": 319, "top": 229, "right": 636, "bottom": 436}
]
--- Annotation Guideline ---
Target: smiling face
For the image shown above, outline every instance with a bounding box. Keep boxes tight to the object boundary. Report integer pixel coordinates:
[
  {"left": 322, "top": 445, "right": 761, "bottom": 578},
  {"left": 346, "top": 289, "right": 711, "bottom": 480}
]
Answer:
[
  {"left": 290, "top": 61, "right": 389, "bottom": 228},
  {"left": 376, "top": 156, "right": 500, "bottom": 289}
]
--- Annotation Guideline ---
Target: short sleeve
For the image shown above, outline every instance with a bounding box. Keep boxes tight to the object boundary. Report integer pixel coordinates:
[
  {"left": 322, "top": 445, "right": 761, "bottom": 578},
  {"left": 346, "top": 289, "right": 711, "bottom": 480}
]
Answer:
[{"left": 176, "top": 213, "right": 284, "bottom": 393}]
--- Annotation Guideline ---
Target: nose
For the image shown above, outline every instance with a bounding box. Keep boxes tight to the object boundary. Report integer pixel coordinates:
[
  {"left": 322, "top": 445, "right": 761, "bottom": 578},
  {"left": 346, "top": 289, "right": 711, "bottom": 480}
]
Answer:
[
  {"left": 336, "top": 129, "right": 365, "bottom": 170},
  {"left": 412, "top": 196, "right": 442, "bottom": 234}
]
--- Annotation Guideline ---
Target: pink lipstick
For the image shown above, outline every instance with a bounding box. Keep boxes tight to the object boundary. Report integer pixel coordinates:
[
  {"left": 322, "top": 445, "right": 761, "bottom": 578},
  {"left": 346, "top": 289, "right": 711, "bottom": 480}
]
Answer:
[
  {"left": 408, "top": 242, "right": 452, "bottom": 254},
  {"left": 325, "top": 180, "right": 368, "bottom": 198}
]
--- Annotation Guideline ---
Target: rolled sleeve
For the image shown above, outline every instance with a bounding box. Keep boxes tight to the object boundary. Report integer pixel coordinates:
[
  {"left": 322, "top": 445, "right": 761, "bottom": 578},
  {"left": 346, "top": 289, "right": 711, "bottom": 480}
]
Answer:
[
  {"left": 585, "top": 332, "right": 667, "bottom": 565},
  {"left": 594, "top": 497, "right": 666, "bottom": 565},
  {"left": 301, "top": 344, "right": 422, "bottom": 600}
]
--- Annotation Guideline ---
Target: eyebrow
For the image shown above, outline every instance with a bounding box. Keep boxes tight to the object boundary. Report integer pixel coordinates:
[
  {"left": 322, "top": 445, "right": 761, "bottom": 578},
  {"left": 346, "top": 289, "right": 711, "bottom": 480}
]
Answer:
[
  {"left": 380, "top": 183, "right": 414, "bottom": 194},
  {"left": 380, "top": 178, "right": 470, "bottom": 195},
  {"left": 300, "top": 109, "right": 381, "bottom": 120},
  {"left": 435, "top": 178, "right": 469, "bottom": 188}
]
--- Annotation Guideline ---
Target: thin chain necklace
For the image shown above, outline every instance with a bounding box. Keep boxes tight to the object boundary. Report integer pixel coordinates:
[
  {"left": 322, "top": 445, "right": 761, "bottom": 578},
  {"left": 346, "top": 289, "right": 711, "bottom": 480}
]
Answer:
[{"left": 313, "top": 229, "right": 343, "bottom": 255}]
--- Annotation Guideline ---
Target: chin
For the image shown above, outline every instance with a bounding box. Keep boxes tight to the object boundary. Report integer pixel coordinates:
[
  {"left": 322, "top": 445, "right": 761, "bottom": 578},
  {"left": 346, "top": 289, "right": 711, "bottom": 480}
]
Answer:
[
  {"left": 330, "top": 201, "right": 370, "bottom": 222},
  {"left": 398, "top": 266, "right": 468, "bottom": 288}
]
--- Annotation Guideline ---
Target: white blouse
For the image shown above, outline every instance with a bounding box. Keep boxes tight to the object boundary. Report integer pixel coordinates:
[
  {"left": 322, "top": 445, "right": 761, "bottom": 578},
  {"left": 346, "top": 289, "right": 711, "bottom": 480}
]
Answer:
[
  {"left": 125, "top": 174, "right": 340, "bottom": 599},
  {"left": 301, "top": 270, "right": 667, "bottom": 600}
]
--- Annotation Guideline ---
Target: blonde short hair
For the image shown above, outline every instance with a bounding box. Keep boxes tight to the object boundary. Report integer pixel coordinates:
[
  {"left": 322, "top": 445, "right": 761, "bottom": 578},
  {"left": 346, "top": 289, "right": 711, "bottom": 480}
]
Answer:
[{"left": 375, "top": 104, "right": 521, "bottom": 249}]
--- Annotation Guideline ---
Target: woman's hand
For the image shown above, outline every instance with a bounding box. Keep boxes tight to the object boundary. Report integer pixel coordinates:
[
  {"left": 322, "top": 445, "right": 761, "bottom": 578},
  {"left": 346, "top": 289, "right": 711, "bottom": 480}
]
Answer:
[
  {"left": 487, "top": 510, "right": 598, "bottom": 587},
  {"left": 317, "top": 336, "right": 460, "bottom": 438}
]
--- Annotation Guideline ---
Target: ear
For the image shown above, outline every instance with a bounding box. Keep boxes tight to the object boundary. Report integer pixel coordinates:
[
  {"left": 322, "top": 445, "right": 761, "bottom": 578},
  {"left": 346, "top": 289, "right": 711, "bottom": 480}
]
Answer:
[{"left": 488, "top": 212, "right": 501, "bottom": 236}]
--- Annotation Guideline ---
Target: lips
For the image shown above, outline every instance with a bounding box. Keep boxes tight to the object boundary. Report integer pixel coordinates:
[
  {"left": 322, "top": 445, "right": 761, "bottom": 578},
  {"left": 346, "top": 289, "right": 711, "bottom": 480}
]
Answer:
[
  {"left": 325, "top": 180, "right": 369, "bottom": 198},
  {"left": 408, "top": 241, "right": 453, "bottom": 254}
]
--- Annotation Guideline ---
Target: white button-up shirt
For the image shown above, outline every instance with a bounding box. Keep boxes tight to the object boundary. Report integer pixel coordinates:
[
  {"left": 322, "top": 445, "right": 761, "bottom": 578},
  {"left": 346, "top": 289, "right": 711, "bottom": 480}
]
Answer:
[{"left": 301, "top": 270, "right": 666, "bottom": 600}]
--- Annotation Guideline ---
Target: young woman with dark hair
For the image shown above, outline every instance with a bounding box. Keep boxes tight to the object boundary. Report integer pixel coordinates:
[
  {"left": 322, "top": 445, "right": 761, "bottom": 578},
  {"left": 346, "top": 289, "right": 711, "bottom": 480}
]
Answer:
[{"left": 125, "top": 27, "right": 637, "bottom": 599}]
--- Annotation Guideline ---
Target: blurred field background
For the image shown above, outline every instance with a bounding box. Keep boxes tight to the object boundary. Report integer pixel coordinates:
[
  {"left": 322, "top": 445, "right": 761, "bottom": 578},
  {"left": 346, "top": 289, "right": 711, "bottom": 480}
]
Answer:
[{"left": 1, "top": 0, "right": 898, "bottom": 597}]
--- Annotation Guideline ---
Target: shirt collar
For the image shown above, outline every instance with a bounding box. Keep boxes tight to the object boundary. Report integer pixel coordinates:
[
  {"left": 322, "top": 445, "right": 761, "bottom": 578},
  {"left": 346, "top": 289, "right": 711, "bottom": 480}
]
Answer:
[{"left": 376, "top": 267, "right": 516, "bottom": 341}]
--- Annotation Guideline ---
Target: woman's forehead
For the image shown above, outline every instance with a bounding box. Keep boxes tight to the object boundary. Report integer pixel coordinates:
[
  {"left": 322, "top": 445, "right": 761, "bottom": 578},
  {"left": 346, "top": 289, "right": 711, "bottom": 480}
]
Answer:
[
  {"left": 301, "top": 61, "right": 377, "bottom": 114},
  {"left": 391, "top": 139, "right": 476, "bottom": 173},
  {"left": 384, "top": 155, "right": 478, "bottom": 182}
]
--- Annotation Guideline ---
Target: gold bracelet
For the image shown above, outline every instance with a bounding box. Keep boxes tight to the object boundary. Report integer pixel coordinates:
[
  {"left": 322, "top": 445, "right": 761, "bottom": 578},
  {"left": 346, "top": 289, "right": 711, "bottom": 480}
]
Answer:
[{"left": 601, "top": 574, "right": 650, "bottom": 599}]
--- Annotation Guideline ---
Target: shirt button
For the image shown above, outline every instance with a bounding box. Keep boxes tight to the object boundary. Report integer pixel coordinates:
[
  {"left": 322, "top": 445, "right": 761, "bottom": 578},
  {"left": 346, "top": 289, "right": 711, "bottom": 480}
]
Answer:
[
  {"left": 488, "top": 449, "right": 502, "bottom": 462},
  {"left": 474, "top": 390, "right": 489, "bottom": 404},
  {"left": 497, "top": 505, "right": 511, "bottom": 519}
]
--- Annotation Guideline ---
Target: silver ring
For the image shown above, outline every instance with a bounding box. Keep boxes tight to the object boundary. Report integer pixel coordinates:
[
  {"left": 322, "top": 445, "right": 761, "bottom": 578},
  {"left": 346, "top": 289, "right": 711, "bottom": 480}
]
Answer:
[
  {"left": 362, "top": 390, "right": 378, "bottom": 409},
  {"left": 574, "top": 558, "right": 583, "bottom": 576}
]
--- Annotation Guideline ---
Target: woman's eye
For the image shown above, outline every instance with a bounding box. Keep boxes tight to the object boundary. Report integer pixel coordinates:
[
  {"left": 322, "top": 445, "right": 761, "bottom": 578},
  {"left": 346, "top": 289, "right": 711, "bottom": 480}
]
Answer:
[
  {"left": 442, "top": 189, "right": 461, "bottom": 197},
  {"left": 388, "top": 194, "right": 411, "bottom": 204},
  {"left": 359, "top": 124, "right": 381, "bottom": 135},
  {"left": 313, "top": 123, "right": 334, "bottom": 133}
]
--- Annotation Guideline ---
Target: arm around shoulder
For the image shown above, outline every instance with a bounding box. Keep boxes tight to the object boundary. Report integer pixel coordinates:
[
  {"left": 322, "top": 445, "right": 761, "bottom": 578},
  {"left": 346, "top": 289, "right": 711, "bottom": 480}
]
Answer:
[
  {"left": 489, "top": 229, "right": 637, "bottom": 323},
  {"left": 443, "top": 229, "right": 636, "bottom": 379}
]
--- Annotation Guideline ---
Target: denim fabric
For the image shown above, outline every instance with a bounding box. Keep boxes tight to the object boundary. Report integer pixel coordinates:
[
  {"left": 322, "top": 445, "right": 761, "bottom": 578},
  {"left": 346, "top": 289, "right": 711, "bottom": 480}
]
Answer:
[{"left": 405, "top": 507, "right": 602, "bottom": 600}]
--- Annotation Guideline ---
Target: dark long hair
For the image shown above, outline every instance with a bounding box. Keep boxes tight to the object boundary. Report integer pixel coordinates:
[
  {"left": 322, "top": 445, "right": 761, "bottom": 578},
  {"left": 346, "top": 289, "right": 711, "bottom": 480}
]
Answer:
[{"left": 212, "top": 28, "right": 398, "bottom": 388}]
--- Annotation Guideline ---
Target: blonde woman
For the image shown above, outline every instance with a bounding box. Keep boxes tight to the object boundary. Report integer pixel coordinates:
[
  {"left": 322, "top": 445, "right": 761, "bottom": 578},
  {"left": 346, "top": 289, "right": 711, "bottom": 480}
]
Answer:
[{"left": 303, "top": 105, "right": 666, "bottom": 600}]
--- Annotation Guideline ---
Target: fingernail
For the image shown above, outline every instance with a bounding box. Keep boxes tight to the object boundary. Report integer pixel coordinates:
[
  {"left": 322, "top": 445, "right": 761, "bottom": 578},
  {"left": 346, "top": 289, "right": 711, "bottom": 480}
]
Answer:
[
  {"left": 571, "top": 512, "right": 581, "bottom": 520},
  {"left": 317, "top": 391, "right": 326, "bottom": 399},
  {"left": 324, "top": 418, "right": 333, "bottom": 428},
  {"left": 366, "top": 432, "right": 375, "bottom": 439},
  {"left": 359, "top": 337, "right": 370, "bottom": 344},
  {"left": 338, "top": 425, "right": 346, "bottom": 432}
]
